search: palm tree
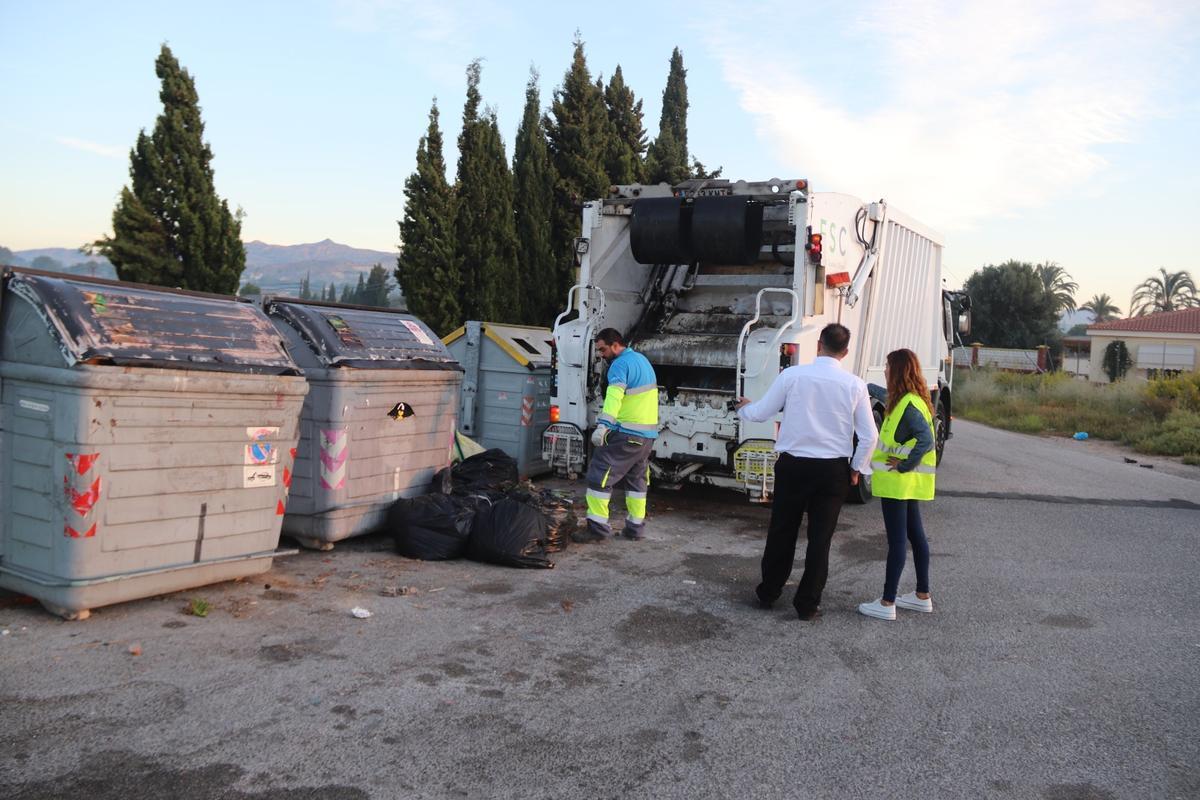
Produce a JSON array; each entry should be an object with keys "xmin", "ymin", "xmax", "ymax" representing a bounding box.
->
[
  {"xmin": 1036, "ymin": 261, "xmax": 1078, "ymax": 314},
  {"xmin": 1079, "ymin": 293, "xmax": 1121, "ymax": 323},
  {"xmin": 1130, "ymin": 268, "xmax": 1198, "ymax": 316}
]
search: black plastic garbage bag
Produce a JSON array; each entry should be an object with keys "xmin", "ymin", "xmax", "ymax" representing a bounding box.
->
[
  {"xmin": 466, "ymin": 497, "xmax": 554, "ymax": 569},
  {"xmin": 506, "ymin": 485, "xmax": 577, "ymax": 553},
  {"xmin": 451, "ymin": 449, "xmax": 519, "ymax": 493},
  {"xmin": 387, "ymin": 493, "xmax": 477, "ymax": 560}
]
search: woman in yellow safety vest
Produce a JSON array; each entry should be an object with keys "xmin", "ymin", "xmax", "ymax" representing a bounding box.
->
[{"xmin": 858, "ymin": 348, "xmax": 937, "ymax": 621}]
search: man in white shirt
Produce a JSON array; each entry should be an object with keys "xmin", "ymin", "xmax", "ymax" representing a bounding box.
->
[{"xmin": 735, "ymin": 323, "xmax": 878, "ymax": 621}]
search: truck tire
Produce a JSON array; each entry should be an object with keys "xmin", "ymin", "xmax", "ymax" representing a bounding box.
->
[
  {"xmin": 846, "ymin": 405, "xmax": 884, "ymax": 505},
  {"xmin": 934, "ymin": 396, "xmax": 949, "ymax": 466}
]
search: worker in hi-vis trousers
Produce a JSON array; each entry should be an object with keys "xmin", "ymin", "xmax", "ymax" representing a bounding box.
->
[{"xmin": 579, "ymin": 327, "xmax": 659, "ymax": 542}]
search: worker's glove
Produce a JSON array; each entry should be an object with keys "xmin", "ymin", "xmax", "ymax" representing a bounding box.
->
[{"xmin": 590, "ymin": 426, "xmax": 610, "ymax": 448}]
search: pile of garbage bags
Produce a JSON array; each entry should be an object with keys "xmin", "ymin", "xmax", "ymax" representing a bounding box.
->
[{"xmin": 386, "ymin": 449, "xmax": 580, "ymax": 569}]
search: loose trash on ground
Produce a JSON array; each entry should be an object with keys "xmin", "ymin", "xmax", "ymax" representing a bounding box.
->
[
  {"xmin": 1073, "ymin": 432, "xmax": 1089, "ymax": 440},
  {"xmin": 350, "ymin": 607, "xmax": 372, "ymax": 619}
]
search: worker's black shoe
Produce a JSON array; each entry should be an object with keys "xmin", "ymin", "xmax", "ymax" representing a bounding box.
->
[
  {"xmin": 621, "ymin": 528, "xmax": 645, "ymax": 541},
  {"xmin": 570, "ymin": 528, "xmax": 607, "ymax": 544}
]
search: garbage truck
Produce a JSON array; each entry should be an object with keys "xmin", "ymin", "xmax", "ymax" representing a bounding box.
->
[{"xmin": 541, "ymin": 178, "xmax": 970, "ymax": 502}]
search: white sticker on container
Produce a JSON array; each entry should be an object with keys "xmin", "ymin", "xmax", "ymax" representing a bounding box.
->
[
  {"xmin": 246, "ymin": 426, "xmax": 279, "ymax": 440},
  {"xmin": 19, "ymin": 399, "xmax": 50, "ymax": 413},
  {"xmin": 402, "ymin": 320, "xmax": 434, "ymax": 346},
  {"xmin": 243, "ymin": 465, "xmax": 277, "ymax": 487}
]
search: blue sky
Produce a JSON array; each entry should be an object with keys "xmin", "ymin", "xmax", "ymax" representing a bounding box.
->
[{"xmin": 2, "ymin": 0, "xmax": 1197, "ymax": 311}]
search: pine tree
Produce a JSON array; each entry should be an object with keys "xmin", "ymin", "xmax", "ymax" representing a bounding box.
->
[
  {"xmin": 353, "ymin": 272, "xmax": 367, "ymax": 304},
  {"xmin": 645, "ymin": 47, "xmax": 691, "ymax": 186},
  {"xmin": 454, "ymin": 60, "xmax": 519, "ymax": 323},
  {"xmin": 364, "ymin": 264, "xmax": 390, "ymax": 307},
  {"xmin": 340, "ymin": 283, "xmax": 354, "ymax": 304},
  {"xmin": 326, "ymin": 282, "xmax": 336, "ymax": 302},
  {"xmin": 93, "ymin": 44, "xmax": 244, "ymax": 293},
  {"xmin": 299, "ymin": 272, "xmax": 312, "ymax": 300},
  {"xmin": 545, "ymin": 35, "xmax": 611, "ymax": 301},
  {"xmin": 603, "ymin": 65, "xmax": 647, "ymax": 185},
  {"xmin": 513, "ymin": 68, "xmax": 559, "ymax": 325},
  {"xmin": 396, "ymin": 100, "xmax": 461, "ymax": 335}
]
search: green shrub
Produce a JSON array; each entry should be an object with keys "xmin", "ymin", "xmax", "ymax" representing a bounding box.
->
[
  {"xmin": 1134, "ymin": 409, "xmax": 1200, "ymax": 457},
  {"xmin": 1143, "ymin": 372, "xmax": 1200, "ymax": 414},
  {"xmin": 955, "ymin": 368, "xmax": 1200, "ymax": 461}
]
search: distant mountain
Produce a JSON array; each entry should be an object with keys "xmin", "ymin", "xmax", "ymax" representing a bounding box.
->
[
  {"xmin": 7, "ymin": 239, "xmax": 397, "ymax": 295},
  {"xmin": 241, "ymin": 239, "xmax": 396, "ymax": 293},
  {"xmin": 7, "ymin": 247, "xmax": 117, "ymax": 279}
]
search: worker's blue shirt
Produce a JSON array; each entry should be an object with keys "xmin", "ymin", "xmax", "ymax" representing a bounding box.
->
[{"xmin": 599, "ymin": 348, "xmax": 659, "ymax": 439}]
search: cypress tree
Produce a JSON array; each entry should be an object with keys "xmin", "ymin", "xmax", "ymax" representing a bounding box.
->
[
  {"xmin": 512, "ymin": 68, "xmax": 559, "ymax": 325},
  {"xmin": 353, "ymin": 272, "xmax": 367, "ymax": 304},
  {"xmin": 364, "ymin": 264, "xmax": 390, "ymax": 307},
  {"xmin": 545, "ymin": 35, "xmax": 611, "ymax": 301},
  {"xmin": 645, "ymin": 47, "xmax": 691, "ymax": 186},
  {"xmin": 396, "ymin": 100, "xmax": 461, "ymax": 334},
  {"xmin": 93, "ymin": 44, "xmax": 244, "ymax": 293},
  {"xmin": 299, "ymin": 272, "xmax": 312, "ymax": 300},
  {"xmin": 603, "ymin": 65, "xmax": 647, "ymax": 184},
  {"xmin": 340, "ymin": 283, "xmax": 354, "ymax": 304},
  {"xmin": 326, "ymin": 282, "xmax": 336, "ymax": 302},
  {"xmin": 454, "ymin": 60, "xmax": 519, "ymax": 323}
]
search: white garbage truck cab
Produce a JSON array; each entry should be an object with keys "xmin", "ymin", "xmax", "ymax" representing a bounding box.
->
[{"xmin": 542, "ymin": 178, "xmax": 965, "ymax": 502}]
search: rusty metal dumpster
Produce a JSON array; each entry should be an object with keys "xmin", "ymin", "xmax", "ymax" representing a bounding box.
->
[{"xmin": 0, "ymin": 269, "xmax": 308, "ymax": 619}]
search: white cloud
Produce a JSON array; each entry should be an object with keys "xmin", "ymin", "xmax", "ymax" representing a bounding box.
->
[
  {"xmin": 702, "ymin": 0, "xmax": 1196, "ymax": 233},
  {"xmin": 55, "ymin": 136, "xmax": 125, "ymax": 160},
  {"xmin": 333, "ymin": 0, "xmax": 514, "ymax": 89}
]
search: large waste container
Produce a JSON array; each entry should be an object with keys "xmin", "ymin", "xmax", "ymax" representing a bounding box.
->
[
  {"xmin": 0, "ymin": 269, "xmax": 308, "ymax": 619},
  {"xmin": 442, "ymin": 321, "xmax": 554, "ymax": 479},
  {"xmin": 265, "ymin": 298, "xmax": 463, "ymax": 550}
]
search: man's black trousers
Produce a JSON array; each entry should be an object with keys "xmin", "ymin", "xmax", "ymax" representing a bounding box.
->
[{"xmin": 757, "ymin": 453, "xmax": 851, "ymax": 614}]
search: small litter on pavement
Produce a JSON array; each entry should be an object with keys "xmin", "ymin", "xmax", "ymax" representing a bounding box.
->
[
  {"xmin": 350, "ymin": 607, "xmax": 372, "ymax": 619},
  {"xmin": 1072, "ymin": 432, "xmax": 1089, "ymax": 440}
]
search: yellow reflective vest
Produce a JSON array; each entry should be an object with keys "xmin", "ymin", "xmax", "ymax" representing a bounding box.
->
[{"xmin": 871, "ymin": 392, "xmax": 936, "ymax": 501}]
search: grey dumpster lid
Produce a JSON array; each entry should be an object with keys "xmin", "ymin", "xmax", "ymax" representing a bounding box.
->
[
  {"xmin": 264, "ymin": 298, "xmax": 461, "ymax": 370},
  {"xmin": 3, "ymin": 268, "xmax": 300, "ymax": 375}
]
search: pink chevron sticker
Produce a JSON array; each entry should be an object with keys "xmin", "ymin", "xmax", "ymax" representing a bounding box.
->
[{"xmin": 319, "ymin": 428, "xmax": 348, "ymax": 490}]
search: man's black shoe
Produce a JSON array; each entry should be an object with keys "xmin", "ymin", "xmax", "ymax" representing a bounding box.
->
[
  {"xmin": 621, "ymin": 529, "xmax": 645, "ymax": 541},
  {"xmin": 570, "ymin": 528, "xmax": 607, "ymax": 544},
  {"xmin": 795, "ymin": 607, "xmax": 822, "ymax": 621},
  {"xmin": 754, "ymin": 585, "xmax": 777, "ymax": 609}
]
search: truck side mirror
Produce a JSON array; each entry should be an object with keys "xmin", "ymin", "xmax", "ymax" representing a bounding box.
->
[{"xmin": 958, "ymin": 311, "xmax": 972, "ymax": 336}]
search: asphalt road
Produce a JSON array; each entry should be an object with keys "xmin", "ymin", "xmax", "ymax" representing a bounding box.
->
[{"xmin": 1, "ymin": 420, "xmax": 1198, "ymax": 799}]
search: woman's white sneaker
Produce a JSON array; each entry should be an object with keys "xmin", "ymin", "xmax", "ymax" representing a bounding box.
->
[
  {"xmin": 857, "ymin": 599, "xmax": 896, "ymax": 620},
  {"xmin": 895, "ymin": 592, "xmax": 933, "ymax": 612}
]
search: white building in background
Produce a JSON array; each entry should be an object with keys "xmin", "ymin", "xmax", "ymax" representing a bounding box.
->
[{"xmin": 1087, "ymin": 307, "xmax": 1200, "ymax": 382}]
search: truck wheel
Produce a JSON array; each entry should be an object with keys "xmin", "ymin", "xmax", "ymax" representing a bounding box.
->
[
  {"xmin": 847, "ymin": 405, "xmax": 884, "ymax": 505},
  {"xmin": 934, "ymin": 397, "xmax": 948, "ymax": 466}
]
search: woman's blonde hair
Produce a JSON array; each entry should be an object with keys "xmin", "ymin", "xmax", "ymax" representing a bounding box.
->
[{"xmin": 885, "ymin": 348, "xmax": 932, "ymax": 417}]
